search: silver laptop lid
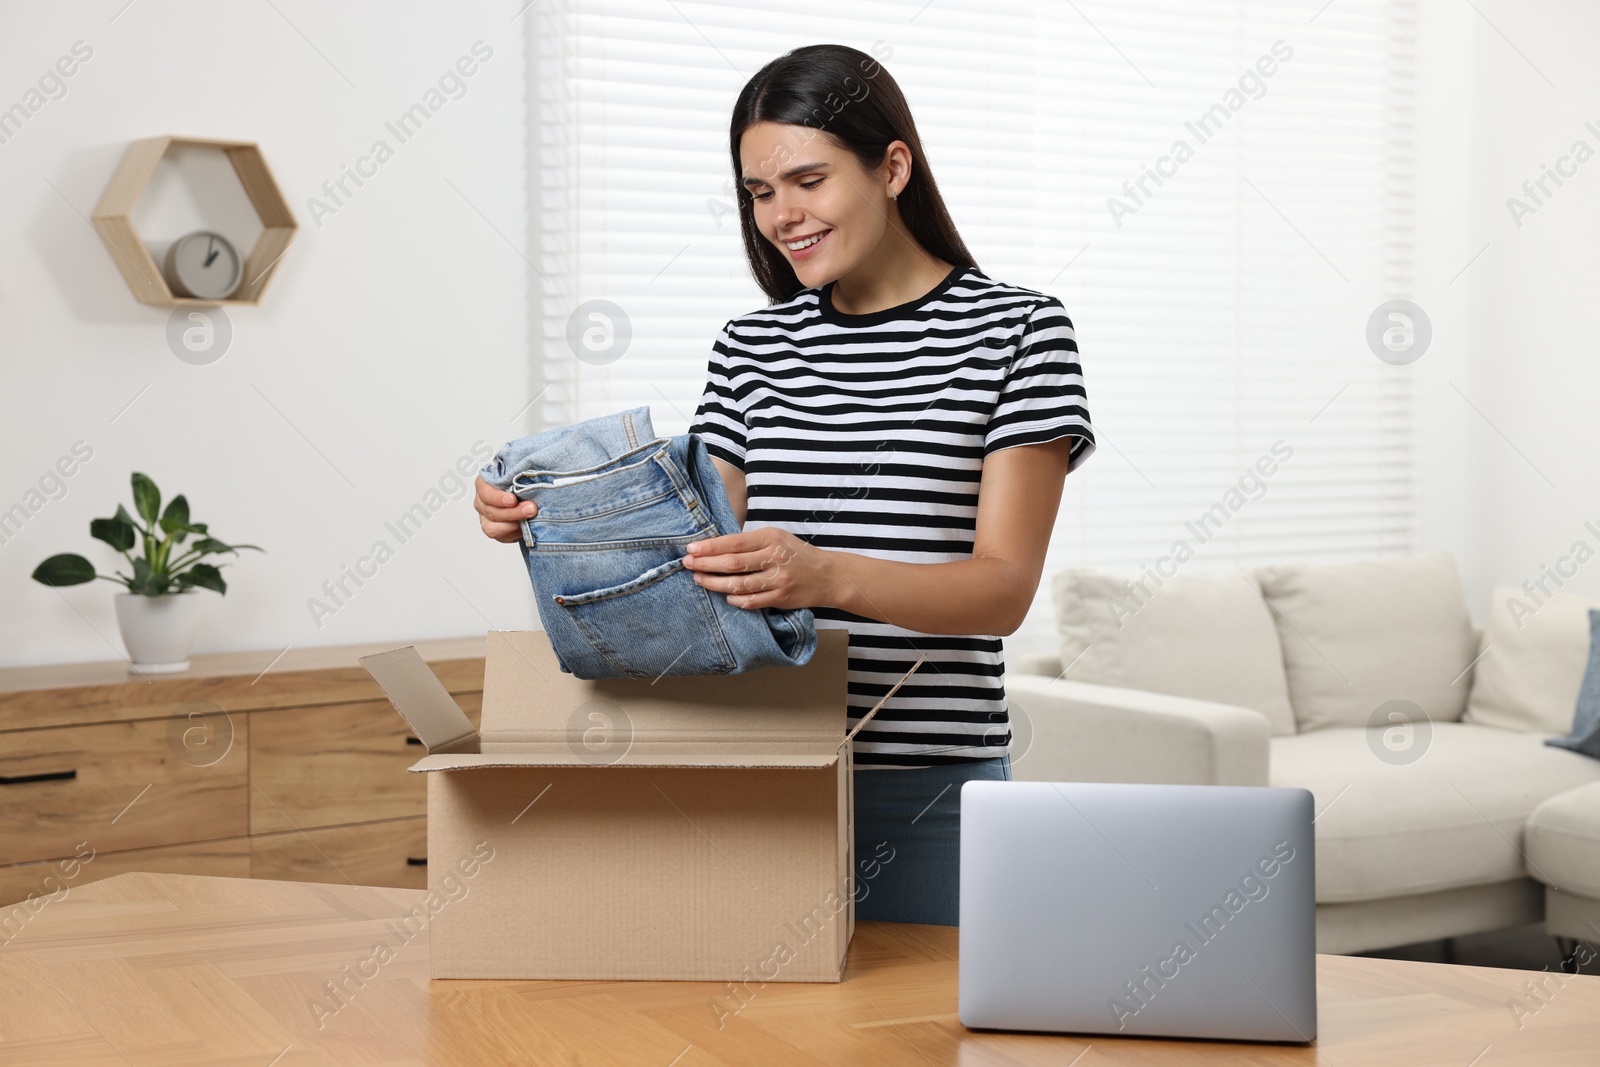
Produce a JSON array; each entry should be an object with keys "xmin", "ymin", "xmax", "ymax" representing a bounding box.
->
[{"xmin": 959, "ymin": 781, "xmax": 1316, "ymax": 1043}]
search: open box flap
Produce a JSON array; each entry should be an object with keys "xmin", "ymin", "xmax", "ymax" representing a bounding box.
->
[
  {"xmin": 358, "ymin": 646, "xmax": 479, "ymax": 754},
  {"xmin": 481, "ymin": 628, "xmax": 874, "ymax": 745},
  {"xmin": 407, "ymin": 748, "xmax": 842, "ymax": 772},
  {"xmin": 840, "ymin": 651, "xmax": 924, "ymax": 748},
  {"xmin": 364, "ymin": 629, "xmax": 926, "ymax": 761},
  {"xmin": 405, "ymin": 649, "xmax": 926, "ymax": 772}
]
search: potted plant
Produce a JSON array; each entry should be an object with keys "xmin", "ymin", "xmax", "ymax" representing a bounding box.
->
[{"xmin": 32, "ymin": 472, "xmax": 263, "ymax": 674}]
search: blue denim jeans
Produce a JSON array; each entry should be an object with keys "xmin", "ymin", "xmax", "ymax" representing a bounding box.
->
[
  {"xmin": 480, "ymin": 408, "xmax": 818, "ymax": 680},
  {"xmin": 482, "ymin": 406, "xmax": 658, "ymax": 488},
  {"xmin": 852, "ymin": 756, "xmax": 1012, "ymax": 926}
]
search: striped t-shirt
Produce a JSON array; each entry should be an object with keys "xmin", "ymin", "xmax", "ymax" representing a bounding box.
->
[{"xmin": 688, "ymin": 264, "xmax": 1096, "ymax": 768}]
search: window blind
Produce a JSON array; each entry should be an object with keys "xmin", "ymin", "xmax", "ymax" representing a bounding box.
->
[{"xmin": 531, "ymin": 0, "xmax": 1417, "ymax": 658}]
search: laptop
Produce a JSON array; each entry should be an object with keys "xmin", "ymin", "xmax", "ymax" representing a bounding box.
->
[{"xmin": 959, "ymin": 780, "xmax": 1317, "ymax": 1043}]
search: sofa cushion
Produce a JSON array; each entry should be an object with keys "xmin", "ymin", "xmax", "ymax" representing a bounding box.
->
[
  {"xmin": 1268, "ymin": 723, "xmax": 1600, "ymax": 903},
  {"xmin": 1050, "ymin": 567, "xmax": 1297, "ymax": 736},
  {"xmin": 1524, "ymin": 781, "xmax": 1600, "ymax": 898},
  {"xmin": 1545, "ymin": 608, "xmax": 1600, "ymax": 758},
  {"xmin": 1464, "ymin": 584, "xmax": 1600, "ymax": 734},
  {"xmin": 1253, "ymin": 551, "xmax": 1478, "ymax": 732}
]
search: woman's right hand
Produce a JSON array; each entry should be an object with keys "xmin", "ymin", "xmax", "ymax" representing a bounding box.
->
[{"xmin": 474, "ymin": 475, "xmax": 536, "ymax": 543}]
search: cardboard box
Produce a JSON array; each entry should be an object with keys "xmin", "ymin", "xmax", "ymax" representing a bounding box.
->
[{"xmin": 359, "ymin": 628, "xmax": 921, "ymax": 981}]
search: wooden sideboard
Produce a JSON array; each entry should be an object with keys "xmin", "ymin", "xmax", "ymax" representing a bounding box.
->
[{"xmin": 0, "ymin": 637, "xmax": 486, "ymax": 905}]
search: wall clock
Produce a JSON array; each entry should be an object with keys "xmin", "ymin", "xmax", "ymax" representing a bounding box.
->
[{"xmin": 163, "ymin": 230, "xmax": 243, "ymax": 300}]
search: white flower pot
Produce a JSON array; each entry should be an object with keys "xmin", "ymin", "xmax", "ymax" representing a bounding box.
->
[{"xmin": 114, "ymin": 590, "xmax": 202, "ymax": 674}]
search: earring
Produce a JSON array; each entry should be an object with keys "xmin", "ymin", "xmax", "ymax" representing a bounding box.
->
[{"xmin": 892, "ymin": 192, "xmax": 898, "ymax": 201}]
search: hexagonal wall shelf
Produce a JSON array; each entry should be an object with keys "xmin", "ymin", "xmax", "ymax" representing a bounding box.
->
[{"xmin": 91, "ymin": 135, "xmax": 296, "ymax": 306}]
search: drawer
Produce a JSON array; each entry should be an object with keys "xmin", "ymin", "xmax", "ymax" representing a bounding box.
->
[
  {"xmin": 250, "ymin": 817, "xmax": 429, "ymax": 890},
  {"xmin": 0, "ymin": 835, "xmax": 251, "ymax": 908},
  {"xmin": 0, "ymin": 713, "xmax": 249, "ymax": 866},
  {"xmin": 249, "ymin": 695, "xmax": 482, "ymax": 834}
]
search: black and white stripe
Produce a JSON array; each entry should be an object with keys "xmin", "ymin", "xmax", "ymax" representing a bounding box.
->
[{"xmin": 690, "ymin": 265, "xmax": 1096, "ymax": 768}]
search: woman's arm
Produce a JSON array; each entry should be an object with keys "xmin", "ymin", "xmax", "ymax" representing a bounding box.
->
[
  {"xmin": 685, "ymin": 437, "xmax": 1077, "ymax": 637},
  {"xmin": 707, "ymin": 456, "xmax": 748, "ymax": 526}
]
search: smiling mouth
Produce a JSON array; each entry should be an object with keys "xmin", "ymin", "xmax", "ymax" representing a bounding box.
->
[{"xmin": 784, "ymin": 229, "xmax": 831, "ymax": 253}]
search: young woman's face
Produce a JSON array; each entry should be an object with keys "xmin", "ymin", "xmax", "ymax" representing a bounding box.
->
[{"xmin": 739, "ymin": 121, "xmax": 894, "ymax": 287}]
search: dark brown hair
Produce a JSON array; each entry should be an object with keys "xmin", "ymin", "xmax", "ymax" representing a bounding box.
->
[{"xmin": 729, "ymin": 43, "xmax": 978, "ymax": 304}]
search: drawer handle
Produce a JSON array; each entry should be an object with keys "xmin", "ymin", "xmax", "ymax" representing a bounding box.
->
[
  {"xmin": 406, "ymin": 737, "xmax": 423, "ymax": 746},
  {"xmin": 0, "ymin": 769, "xmax": 78, "ymax": 785},
  {"xmin": 406, "ymin": 856, "xmax": 427, "ymax": 866}
]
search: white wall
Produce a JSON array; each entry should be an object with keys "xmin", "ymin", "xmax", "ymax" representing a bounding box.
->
[
  {"xmin": 1459, "ymin": 0, "xmax": 1600, "ymax": 617},
  {"xmin": 1410, "ymin": 0, "xmax": 1481, "ymax": 617},
  {"xmin": 0, "ymin": 1, "xmax": 538, "ymax": 668},
  {"xmin": 1260, "ymin": 0, "xmax": 1600, "ymax": 630}
]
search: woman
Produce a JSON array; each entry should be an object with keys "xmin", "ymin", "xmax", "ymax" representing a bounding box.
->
[{"xmin": 474, "ymin": 43, "xmax": 1095, "ymax": 926}]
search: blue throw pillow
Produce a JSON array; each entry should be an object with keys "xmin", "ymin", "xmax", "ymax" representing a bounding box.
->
[{"xmin": 1546, "ymin": 607, "xmax": 1600, "ymax": 760}]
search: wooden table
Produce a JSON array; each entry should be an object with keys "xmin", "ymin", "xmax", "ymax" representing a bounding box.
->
[{"xmin": 2, "ymin": 873, "xmax": 1596, "ymax": 1066}]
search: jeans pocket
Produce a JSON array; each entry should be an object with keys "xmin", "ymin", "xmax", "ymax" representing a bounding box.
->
[
  {"xmin": 761, "ymin": 604, "xmax": 818, "ymax": 662},
  {"xmin": 554, "ymin": 554, "xmax": 736, "ymax": 679}
]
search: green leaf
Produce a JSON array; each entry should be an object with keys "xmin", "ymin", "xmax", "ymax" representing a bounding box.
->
[
  {"xmin": 189, "ymin": 538, "xmax": 264, "ymax": 557},
  {"xmin": 131, "ymin": 472, "xmax": 160, "ymax": 526},
  {"xmin": 130, "ymin": 556, "xmax": 160, "ymax": 595},
  {"xmin": 189, "ymin": 538, "xmax": 235, "ymax": 556},
  {"xmin": 32, "ymin": 554, "xmax": 97, "ymax": 586},
  {"xmin": 90, "ymin": 517, "xmax": 137, "ymax": 552},
  {"xmin": 180, "ymin": 563, "xmax": 227, "ymax": 595},
  {"xmin": 159, "ymin": 495, "xmax": 192, "ymax": 542}
]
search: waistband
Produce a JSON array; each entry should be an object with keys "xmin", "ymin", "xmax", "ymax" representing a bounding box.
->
[
  {"xmin": 510, "ymin": 434, "xmax": 673, "ymax": 491},
  {"xmin": 512, "ymin": 434, "xmax": 717, "ymax": 532},
  {"xmin": 480, "ymin": 406, "xmax": 657, "ymax": 491}
]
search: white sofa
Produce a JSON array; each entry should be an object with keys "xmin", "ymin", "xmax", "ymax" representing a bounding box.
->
[{"xmin": 1005, "ymin": 550, "xmax": 1600, "ymax": 958}]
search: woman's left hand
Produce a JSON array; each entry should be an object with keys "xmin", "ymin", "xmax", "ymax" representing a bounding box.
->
[{"xmin": 683, "ymin": 528, "xmax": 833, "ymax": 611}]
